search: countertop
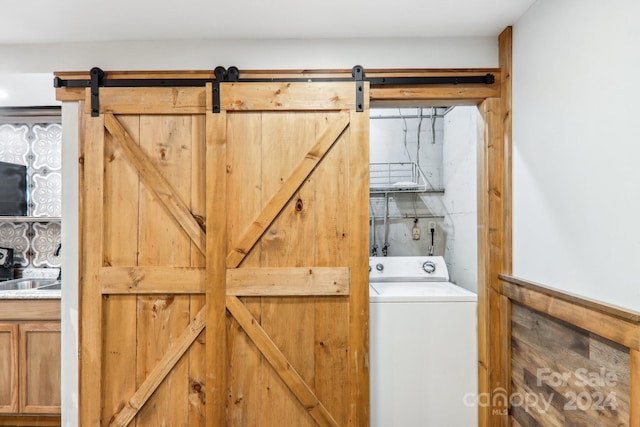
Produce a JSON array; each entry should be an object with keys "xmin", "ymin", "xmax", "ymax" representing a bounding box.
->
[{"xmin": 0, "ymin": 288, "xmax": 61, "ymax": 299}]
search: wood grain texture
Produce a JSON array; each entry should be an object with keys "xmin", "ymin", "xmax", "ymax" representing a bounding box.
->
[
  {"xmin": 480, "ymin": 96, "xmax": 509, "ymax": 427},
  {"xmin": 499, "ymin": 26, "xmax": 513, "ymax": 275},
  {"xmin": 226, "ymin": 112, "xmax": 349, "ymax": 268},
  {"xmin": 348, "ymin": 104, "xmax": 370, "ymax": 427},
  {"xmin": 224, "ymin": 111, "xmax": 263, "ymax": 427},
  {"xmin": 511, "ymin": 303, "xmax": 630, "ymax": 427},
  {"xmin": 258, "ymin": 111, "xmax": 317, "ymax": 427},
  {"xmin": 100, "ymin": 266, "xmax": 204, "ymax": 294},
  {"xmin": 226, "ymin": 296, "xmax": 339, "ymax": 427},
  {"xmin": 80, "ymin": 113, "xmax": 105, "ymax": 427},
  {"xmin": 476, "ymin": 101, "xmax": 490, "ymax": 427},
  {"xmin": 135, "ymin": 113, "xmax": 194, "ymax": 427},
  {"xmin": 500, "ymin": 274, "xmax": 640, "ymax": 323},
  {"xmin": 104, "ymin": 113, "xmax": 206, "ymax": 254},
  {"xmin": 109, "ymin": 307, "xmax": 205, "ymax": 427},
  {"xmin": 0, "ymin": 300, "xmax": 60, "ymax": 321},
  {"xmin": 188, "ymin": 113, "xmax": 207, "ymax": 427},
  {"xmin": 631, "ymin": 349, "xmax": 640, "ymax": 427},
  {"xmin": 205, "ymin": 88, "xmax": 227, "ymax": 426},
  {"xmin": 101, "ymin": 114, "xmax": 140, "ymax": 427},
  {"xmin": 0, "ymin": 324, "xmax": 19, "ymax": 413},
  {"xmin": 502, "ymin": 281, "xmax": 640, "ymax": 349},
  {"xmin": 20, "ymin": 323, "xmax": 61, "ymax": 414},
  {"xmin": 0, "ymin": 415, "xmax": 61, "ymax": 426},
  {"xmin": 85, "ymin": 87, "xmax": 206, "ymax": 115},
  {"xmin": 370, "ymin": 85, "xmax": 499, "ymax": 104},
  {"xmin": 220, "ymin": 82, "xmax": 355, "ymax": 111},
  {"xmin": 314, "ymin": 112, "xmax": 350, "ymax": 426},
  {"xmin": 226, "ymin": 267, "xmax": 349, "ymax": 296}
]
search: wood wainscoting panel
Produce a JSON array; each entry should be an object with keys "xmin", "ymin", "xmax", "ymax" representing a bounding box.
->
[{"xmin": 511, "ymin": 303, "xmax": 630, "ymax": 426}]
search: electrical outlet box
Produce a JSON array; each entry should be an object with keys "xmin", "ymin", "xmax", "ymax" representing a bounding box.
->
[
  {"xmin": 412, "ymin": 225, "xmax": 421, "ymax": 240},
  {"xmin": 428, "ymin": 221, "xmax": 437, "ymax": 234}
]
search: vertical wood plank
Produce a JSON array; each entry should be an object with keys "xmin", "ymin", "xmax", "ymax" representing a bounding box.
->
[
  {"xmin": 137, "ymin": 115, "xmax": 193, "ymax": 266},
  {"xmin": 483, "ymin": 95, "xmax": 508, "ymax": 427},
  {"xmin": 259, "ymin": 112, "xmax": 317, "ymax": 427},
  {"xmin": 314, "ymin": 112, "xmax": 350, "ymax": 426},
  {"xmin": 81, "ymin": 112, "xmax": 105, "ymax": 426},
  {"xmin": 476, "ymin": 104, "xmax": 490, "ymax": 427},
  {"xmin": 188, "ymin": 114, "xmax": 206, "ymax": 427},
  {"xmin": 136, "ymin": 115, "xmax": 193, "ymax": 426},
  {"xmin": 205, "ymin": 82, "xmax": 228, "ymax": 426},
  {"xmin": 631, "ymin": 349, "xmax": 640, "ymax": 427},
  {"xmin": 102, "ymin": 115, "xmax": 139, "ymax": 425},
  {"xmin": 499, "ymin": 26, "xmax": 513, "ymax": 276},
  {"xmin": 348, "ymin": 94, "xmax": 370, "ymax": 426},
  {"xmin": 226, "ymin": 112, "xmax": 263, "ymax": 427}
]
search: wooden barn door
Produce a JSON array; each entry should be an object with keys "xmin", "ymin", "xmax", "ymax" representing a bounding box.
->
[
  {"xmin": 81, "ymin": 86, "xmax": 209, "ymax": 426},
  {"xmin": 80, "ymin": 78, "xmax": 369, "ymax": 426},
  {"xmin": 206, "ymin": 81, "xmax": 370, "ymax": 426}
]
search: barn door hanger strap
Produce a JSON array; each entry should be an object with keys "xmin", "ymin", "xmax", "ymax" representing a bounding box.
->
[{"xmin": 53, "ymin": 65, "xmax": 495, "ymax": 115}]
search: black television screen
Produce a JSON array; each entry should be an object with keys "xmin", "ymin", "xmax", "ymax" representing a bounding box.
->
[{"xmin": 0, "ymin": 161, "xmax": 27, "ymax": 216}]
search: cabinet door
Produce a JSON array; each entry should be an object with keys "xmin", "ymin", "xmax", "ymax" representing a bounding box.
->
[
  {"xmin": 19, "ymin": 322, "xmax": 61, "ymax": 414},
  {"xmin": 0, "ymin": 323, "xmax": 18, "ymax": 413}
]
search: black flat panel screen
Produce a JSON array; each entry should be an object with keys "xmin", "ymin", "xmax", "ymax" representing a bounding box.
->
[{"xmin": 0, "ymin": 161, "xmax": 27, "ymax": 216}]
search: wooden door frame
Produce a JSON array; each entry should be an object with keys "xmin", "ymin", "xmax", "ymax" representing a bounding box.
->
[{"xmin": 55, "ymin": 26, "xmax": 512, "ymax": 427}]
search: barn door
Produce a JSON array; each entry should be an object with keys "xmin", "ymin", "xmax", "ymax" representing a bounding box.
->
[
  {"xmin": 81, "ymin": 87, "xmax": 209, "ymax": 427},
  {"xmin": 80, "ymin": 78, "xmax": 369, "ymax": 426},
  {"xmin": 206, "ymin": 81, "xmax": 370, "ymax": 426}
]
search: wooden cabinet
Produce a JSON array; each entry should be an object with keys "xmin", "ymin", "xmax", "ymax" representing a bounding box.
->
[
  {"xmin": 20, "ymin": 323, "xmax": 61, "ymax": 414},
  {"xmin": 0, "ymin": 299, "xmax": 61, "ymax": 423},
  {"xmin": 0, "ymin": 324, "xmax": 18, "ymax": 413}
]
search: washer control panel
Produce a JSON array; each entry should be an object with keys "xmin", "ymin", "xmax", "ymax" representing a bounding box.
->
[{"xmin": 369, "ymin": 256, "xmax": 449, "ymax": 282}]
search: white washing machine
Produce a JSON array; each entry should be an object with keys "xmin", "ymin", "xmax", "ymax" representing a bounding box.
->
[{"xmin": 369, "ymin": 256, "xmax": 478, "ymax": 427}]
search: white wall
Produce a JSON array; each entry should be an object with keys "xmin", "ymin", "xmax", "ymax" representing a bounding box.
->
[
  {"xmin": 60, "ymin": 102, "xmax": 79, "ymax": 427},
  {"xmin": 442, "ymin": 107, "xmax": 479, "ymax": 292},
  {"xmin": 513, "ymin": 0, "xmax": 640, "ymax": 310},
  {"xmin": 0, "ymin": 37, "xmax": 497, "ymax": 74}
]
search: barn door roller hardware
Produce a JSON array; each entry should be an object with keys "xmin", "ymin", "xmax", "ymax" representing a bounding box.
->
[{"xmin": 54, "ymin": 66, "xmax": 495, "ymax": 114}]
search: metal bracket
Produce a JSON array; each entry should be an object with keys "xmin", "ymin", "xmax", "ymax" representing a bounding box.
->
[
  {"xmin": 90, "ymin": 67, "xmax": 104, "ymax": 117},
  {"xmin": 212, "ymin": 66, "xmax": 240, "ymax": 113},
  {"xmin": 212, "ymin": 66, "xmax": 226, "ymax": 113},
  {"xmin": 352, "ymin": 65, "xmax": 365, "ymax": 112}
]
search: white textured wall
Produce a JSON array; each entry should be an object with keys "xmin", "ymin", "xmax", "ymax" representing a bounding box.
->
[
  {"xmin": 369, "ymin": 108, "xmax": 446, "ymax": 257},
  {"xmin": 513, "ymin": 0, "xmax": 640, "ymax": 309},
  {"xmin": 442, "ymin": 107, "xmax": 479, "ymax": 292},
  {"xmin": 60, "ymin": 102, "xmax": 79, "ymax": 427}
]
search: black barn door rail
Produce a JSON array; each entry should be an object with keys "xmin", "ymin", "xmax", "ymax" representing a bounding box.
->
[{"xmin": 54, "ymin": 65, "xmax": 496, "ymax": 116}]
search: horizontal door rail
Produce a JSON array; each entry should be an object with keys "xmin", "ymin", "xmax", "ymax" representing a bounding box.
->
[{"xmin": 54, "ymin": 66, "xmax": 495, "ymax": 88}]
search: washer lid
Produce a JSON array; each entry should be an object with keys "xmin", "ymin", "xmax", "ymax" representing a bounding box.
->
[{"xmin": 369, "ymin": 282, "xmax": 477, "ymax": 302}]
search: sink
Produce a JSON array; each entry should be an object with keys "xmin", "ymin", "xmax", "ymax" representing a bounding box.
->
[{"xmin": 0, "ymin": 278, "xmax": 61, "ymax": 291}]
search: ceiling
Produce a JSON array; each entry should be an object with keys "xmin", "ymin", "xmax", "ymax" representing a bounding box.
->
[{"xmin": 2, "ymin": 0, "xmax": 535, "ymax": 44}]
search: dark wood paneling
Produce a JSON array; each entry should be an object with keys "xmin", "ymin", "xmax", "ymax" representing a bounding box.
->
[{"xmin": 511, "ymin": 303, "xmax": 630, "ymax": 426}]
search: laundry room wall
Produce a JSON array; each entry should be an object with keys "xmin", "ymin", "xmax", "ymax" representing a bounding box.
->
[
  {"xmin": 369, "ymin": 106, "xmax": 479, "ymax": 292},
  {"xmin": 442, "ymin": 106, "xmax": 480, "ymax": 292}
]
